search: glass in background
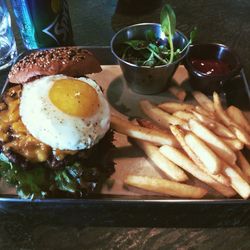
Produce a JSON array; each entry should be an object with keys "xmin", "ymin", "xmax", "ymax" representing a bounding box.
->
[{"xmin": 0, "ymin": 0, "xmax": 17, "ymax": 70}]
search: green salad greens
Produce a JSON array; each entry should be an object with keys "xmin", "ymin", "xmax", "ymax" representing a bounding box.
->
[
  {"xmin": 0, "ymin": 130, "xmax": 114, "ymax": 199},
  {"xmin": 0, "ymin": 153, "xmax": 85, "ymax": 199},
  {"xmin": 120, "ymin": 4, "xmax": 196, "ymax": 67}
]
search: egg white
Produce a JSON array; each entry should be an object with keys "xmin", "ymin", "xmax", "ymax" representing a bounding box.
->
[{"xmin": 19, "ymin": 74, "xmax": 110, "ymax": 150}]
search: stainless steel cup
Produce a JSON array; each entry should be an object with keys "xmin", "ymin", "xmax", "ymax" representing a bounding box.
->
[{"xmin": 111, "ymin": 23, "xmax": 189, "ymax": 95}]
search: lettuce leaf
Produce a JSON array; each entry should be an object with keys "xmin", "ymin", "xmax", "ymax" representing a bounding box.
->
[
  {"xmin": 0, "ymin": 130, "xmax": 115, "ymax": 199},
  {"xmin": 0, "ymin": 153, "xmax": 51, "ymax": 199},
  {"xmin": 54, "ymin": 163, "xmax": 82, "ymax": 194},
  {"xmin": 0, "ymin": 153, "xmax": 90, "ymax": 199}
]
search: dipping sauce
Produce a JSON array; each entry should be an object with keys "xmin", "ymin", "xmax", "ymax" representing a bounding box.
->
[{"xmin": 191, "ymin": 59, "xmax": 231, "ymax": 76}]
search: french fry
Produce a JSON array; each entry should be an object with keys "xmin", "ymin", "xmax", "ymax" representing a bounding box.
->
[
  {"xmin": 231, "ymin": 126, "xmax": 250, "ymax": 146},
  {"xmin": 194, "ymin": 106, "xmax": 216, "ymax": 121},
  {"xmin": 213, "ymin": 92, "xmax": 233, "ymax": 125},
  {"xmin": 159, "ymin": 144, "xmax": 236, "ymax": 197},
  {"xmin": 192, "ymin": 91, "xmax": 215, "ymax": 113},
  {"xmin": 223, "ymin": 166, "xmax": 250, "ymax": 199},
  {"xmin": 173, "ymin": 111, "xmax": 196, "ymax": 121},
  {"xmin": 237, "ymin": 151, "xmax": 250, "ymax": 182},
  {"xmin": 213, "ymin": 92, "xmax": 250, "ymax": 145},
  {"xmin": 230, "ymin": 163, "xmax": 248, "ymax": 180},
  {"xmin": 158, "ymin": 102, "xmax": 194, "ymax": 114},
  {"xmin": 192, "ymin": 111, "xmax": 236, "ymax": 139},
  {"xmin": 184, "ymin": 132, "xmax": 221, "ymax": 174},
  {"xmin": 124, "ymin": 175, "xmax": 207, "ymax": 198},
  {"xmin": 211, "ymin": 123, "xmax": 237, "ymax": 139},
  {"xmin": 188, "ymin": 119, "xmax": 236, "ymax": 165},
  {"xmin": 134, "ymin": 139, "xmax": 188, "ymax": 182},
  {"xmin": 136, "ymin": 118, "xmax": 169, "ymax": 133},
  {"xmin": 192, "ymin": 111, "xmax": 215, "ymax": 129},
  {"xmin": 168, "ymin": 86, "xmax": 187, "ymax": 102},
  {"xmin": 114, "ymin": 88, "xmax": 250, "ymax": 199},
  {"xmin": 140, "ymin": 100, "xmax": 188, "ymax": 129},
  {"xmin": 169, "ymin": 125, "xmax": 230, "ymax": 187},
  {"xmin": 227, "ymin": 106, "xmax": 250, "ymax": 134},
  {"xmin": 111, "ymin": 115, "xmax": 179, "ymax": 147},
  {"xmin": 222, "ymin": 138, "xmax": 244, "ymax": 151}
]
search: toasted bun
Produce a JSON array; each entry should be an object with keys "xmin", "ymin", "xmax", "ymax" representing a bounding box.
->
[{"xmin": 8, "ymin": 47, "xmax": 102, "ymax": 84}]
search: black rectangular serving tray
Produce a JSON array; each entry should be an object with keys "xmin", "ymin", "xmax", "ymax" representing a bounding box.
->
[{"xmin": 1, "ymin": 47, "xmax": 250, "ymax": 228}]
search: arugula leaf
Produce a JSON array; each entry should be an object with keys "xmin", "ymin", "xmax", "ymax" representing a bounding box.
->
[
  {"xmin": 123, "ymin": 40, "xmax": 148, "ymax": 50},
  {"xmin": 143, "ymin": 51, "xmax": 155, "ymax": 66},
  {"xmin": 147, "ymin": 46, "xmax": 168, "ymax": 64},
  {"xmin": 160, "ymin": 4, "xmax": 176, "ymax": 37},
  {"xmin": 160, "ymin": 4, "xmax": 176, "ymax": 64},
  {"xmin": 148, "ymin": 43, "xmax": 160, "ymax": 54},
  {"xmin": 145, "ymin": 29, "xmax": 156, "ymax": 42},
  {"xmin": 177, "ymin": 27, "xmax": 198, "ymax": 55},
  {"xmin": 190, "ymin": 26, "xmax": 197, "ymax": 43}
]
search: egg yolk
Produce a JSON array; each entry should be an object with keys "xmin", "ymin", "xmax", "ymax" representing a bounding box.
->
[{"xmin": 49, "ymin": 79, "xmax": 99, "ymax": 118}]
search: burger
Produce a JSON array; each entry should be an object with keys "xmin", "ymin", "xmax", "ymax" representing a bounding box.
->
[{"xmin": 0, "ymin": 47, "xmax": 114, "ymax": 199}]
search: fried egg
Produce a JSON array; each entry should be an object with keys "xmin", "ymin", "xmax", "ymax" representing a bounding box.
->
[{"xmin": 19, "ymin": 75, "xmax": 110, "ymax": 150}]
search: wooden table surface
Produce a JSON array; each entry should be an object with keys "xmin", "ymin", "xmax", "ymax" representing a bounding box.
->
[{"xmin": 1, "ymin": 0, "xmax": 250, "ymax": 249}]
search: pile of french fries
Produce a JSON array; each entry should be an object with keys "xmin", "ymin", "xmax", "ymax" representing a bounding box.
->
[{"xmin": 111, "ymin": 91, "xmax": 250, "ymax": 199}]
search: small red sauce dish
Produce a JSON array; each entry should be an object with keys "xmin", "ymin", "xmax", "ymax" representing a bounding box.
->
[{"xmin": 184, "ymin": 43, "xmax": 241, "ymax": 94}]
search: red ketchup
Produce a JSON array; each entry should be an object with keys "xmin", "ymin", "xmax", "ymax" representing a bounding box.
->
[{"xmin": 191, "ymin": 59, "xmax": 231, "ymax": 76}]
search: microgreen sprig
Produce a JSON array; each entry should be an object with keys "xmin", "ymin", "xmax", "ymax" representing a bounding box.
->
[
  {"xmin": 120, "ymin": 4, "xmax": 197, "ymax": 67},
  {"xmin": 160, "ymin": 4, "xmax": 176, "ymax": 64}
]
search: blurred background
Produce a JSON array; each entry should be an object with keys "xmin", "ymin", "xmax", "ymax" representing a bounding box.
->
[{"xmin": 7, "ymin": 0, "xmax": 249, "ymax": 78}]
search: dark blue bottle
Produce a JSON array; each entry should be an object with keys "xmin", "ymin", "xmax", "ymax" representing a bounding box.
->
[{"xmin": 10, "ymin": 0, "xmax": 74, "ymax": 49}]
